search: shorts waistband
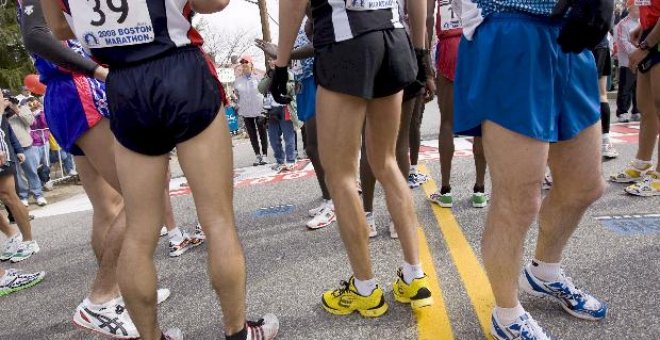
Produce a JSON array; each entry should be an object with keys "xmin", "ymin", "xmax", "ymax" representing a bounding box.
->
[
  {"xmin": 111, "ymin": 46, "xmax": 202, "ymax": 70},
  {"xmin": 487, "ymin": 12, "xmax": 562, "ymax": 26}
]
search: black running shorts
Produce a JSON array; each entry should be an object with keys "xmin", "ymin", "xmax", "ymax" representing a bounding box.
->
[
  {"xmin": 106, "ymin": 47, "xmax": 224, "ymax": 156},
  {"xmin": 639, "ymin": 29, "xmax": 660, "ymax": 74},
  {"xmin": 591, "ymin": 47, "xmax": 612, "ymax": 77},
  {"xmin": 314, "ymin": 29, "xmax": 417, "ymax": 99}
]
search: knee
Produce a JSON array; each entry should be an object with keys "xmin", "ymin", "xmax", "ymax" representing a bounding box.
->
[
  {"xmin": 556, "ymin": 179, "xmax": 605, "ymax": 209},
  {"xmin": 493, "ymin": 188, "xmax": 543, "ymax": 227}
]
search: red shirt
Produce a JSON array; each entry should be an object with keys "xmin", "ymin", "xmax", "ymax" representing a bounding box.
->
[{"xmin": 640, "ymin": 0, "xmax": 660, "ymax": 30}]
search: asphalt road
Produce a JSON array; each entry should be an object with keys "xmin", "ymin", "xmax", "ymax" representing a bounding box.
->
[{"xmin": 1, "ymin": 101, "xmax": 658, "ymax": 340}]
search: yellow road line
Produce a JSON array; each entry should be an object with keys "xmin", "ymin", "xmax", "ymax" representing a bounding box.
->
[
  {"xmin": 419, "ymin": 164, "xmax": 496, "ymax": 338},
  {"xmin": 415, "ymin": 226, "xmax": 455, "ymax": 340}
]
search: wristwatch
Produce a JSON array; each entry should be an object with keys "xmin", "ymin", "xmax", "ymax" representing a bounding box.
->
[{"xmin": 639, "ymin": 40, "xmax": 651, "ymax": 51}]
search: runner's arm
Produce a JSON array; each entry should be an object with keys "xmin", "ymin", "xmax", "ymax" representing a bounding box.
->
[
  {"xmin": 22, "ymin": 0, "xmax": 100, "ymax": 77},
  {"xmin": 190, "ymin": 0, "xmax": 230, "ymax": 14},
  {"xmin": 40, "ymin": 0, "xmax": 75, "ymax": 40},
  {"xmin": 275, "ymin": 0, "xmax": 307, "ymax": 67},
  {"xmin": 408, "ymin": 0, "xmax": 427, "ymax": 49}
]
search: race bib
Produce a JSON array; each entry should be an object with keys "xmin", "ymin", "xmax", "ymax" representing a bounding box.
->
[
  {"xmin": 439, "ymin": 0, "xmax": 461, "ymax": 31},
  {"xmin": 634, "ymin": 0, "xmax": 651, "ymax": 5},
  {"xmin": 346, "ymin": 0, "xmax": 395, "ymax": 11},
  {"xmin": 68, "ymin": 0, "xmax": 155, "ymax": 48}
]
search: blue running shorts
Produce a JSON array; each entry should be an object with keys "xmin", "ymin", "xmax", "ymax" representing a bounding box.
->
[
  {"xmin": 454, "ymin": 13, "xmax": 600, "ymax": 142},
  {"xmin": 44, "ymin": 74, "xmax": 109, "ymax": 156}
]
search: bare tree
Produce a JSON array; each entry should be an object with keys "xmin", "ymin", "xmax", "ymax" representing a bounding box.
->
[{"xmin": 194, "ymin": 17, "xmax": 261, "ymax": 67}]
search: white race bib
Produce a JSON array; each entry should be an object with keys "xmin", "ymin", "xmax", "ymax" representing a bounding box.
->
[
  {"xmin": 346, "ymin": 0, "xmax": 395, "ymax": 11},
  {"xmin": 635, "ymin": 0, "xmax": 651, "ymax": 6},
  {"xmin": 68, "ymin": 0, "xmax": 155, "ymax": 48},
  {"xmin": 439, "ymin": 0, "xmax": 462, "ymax": 31}
]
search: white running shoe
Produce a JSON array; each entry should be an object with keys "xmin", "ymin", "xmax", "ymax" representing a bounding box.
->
[
  {"xmin": 491, "ymin": 311, "xmax": 551, "ymax": 340},
  {"xmin": 160, "ymin": 226, "xmax": 168, "ymax": 237},
  {"xmin": 36, "ymin": 196, "xmax": 47, "ymax": 206},
  {"xmin": 69, "ymin": 169, "xmax": 79, "ymax": 176},
  {"xmin": 617, "ymin": 113, "xmax": 631, "ymax": 123},
  {"xmin": 366, "ymin": 212, "xmax": 377, "ymax": 238},
  {"xmin": 0, "ymin": 233, "xmax": 22, "ymax": 261},
  {"xmin": 116, "ymin": 288, "xmax": 171, "ymax": 306},
  {"xmin": 0, "ymin": 269, "xmax": 45, "ymax": 297},
  {"xmin": 43, "ymin": 181, "xmax": 54, "ymax": 191},
  {"xmin": 247, "ymin": 313, "xmax": 279, "ymax": 340},
  {"xmin": 388, "ymin": 220, "xmax": 398, "ymax": 239},
  {"xmin": 73, "ymin": 299, "xmax": 139, "ymax": 339},
  {"xmin": 163, "ymin": 328, "xmax": 183, "ymax": 340},
  {"xmin": 602, "ymin": 143, "xmax": 619, "ymax": 159},
  {"xmin": 308, "ymin": 200, "xmax": 332, "ymax": 217},
  {"xmin": 169, "ymin": 233, "xmax": 194, "ymax": 257},
  {"xmin": 193, "ymin": 223, "xmax": 206, "ymax": 241},
  {"xmin": 20, "ymin": 199, "xmax": 29, "ymax": 207},
  {"xmin": 10, "ymin": 241, "xmax": 40, "ymax": 263},
  {"xmin": 306, "ymin": 207, "xmax": 336, "ymax": 230},
  {"xmin": 631, "ymin": 113, "xmax": 641, "ymax": 121}
]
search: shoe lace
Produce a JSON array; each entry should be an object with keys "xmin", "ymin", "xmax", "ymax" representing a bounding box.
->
[
  {"xmin": 332, "ymin": 280, "xmax": 352, "ymax": 297},
  {"xmin": 554, "ymin": 273, "xmax": 589, "ymax": 307},
  {"xmin": 115, "ymin": 304, "xmax": 126, "ymax": 315},
  {"xmin": 247, "ymin": 318, "xmax": 265, "ymax": 328},
  {"xmin": 518, "ymin": 315, "xmax": 548, "ymax": 339}
]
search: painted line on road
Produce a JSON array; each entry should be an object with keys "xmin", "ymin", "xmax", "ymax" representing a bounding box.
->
[
  {"xmin": 414, "ymin": 226, "xmax": 455, "ymax": 340},
  {"xmin": 419, "ymin": 165, "xmax": 495, "ymax": 338}
]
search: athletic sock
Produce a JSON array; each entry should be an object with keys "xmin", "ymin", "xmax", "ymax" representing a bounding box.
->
[
  {"xmin": 402, "ymin": 262, "xmax": 425, "ymax": 284},
  {"xmin": 530, "ymin": 259, "xmax": 561, "ymax": 282},
  {"xmin": 225, "ymin": 326, "xmax": 247, "ymax": 340},
  {"xmin": 168, "ymin": 227, "xmax": 184, "ymax": 244},
  {"xmin": 365, "ymin": 212, "xmax": 375, "ymax": 226},
  {"xmin": 602, "ymin": 133, "xmax": 611, "ymax": 144},
  {"xmin": 353, "ymin": 277, "xmax": 377, "ymax": 296},
  {"xmin": 440, "ymin": 185, "xmax": 451, "ymax": 195},
  {"xmin": 410, "ymin": 165, "xmax": 418, "ymax": 175},
  {"xmin": 84, "ymin": 298, "xmax": 116, "ymax": 311},
  {"xmin": 632, "ymin": 159, "xmax": 653, "ymax": 170},
  {"xmin": 600, "ymin": 102, "xmax": 611, "ymax": 135},
  {"xmin": 495, "ymin": 303, "xmax": 526, "ymax": 326}
]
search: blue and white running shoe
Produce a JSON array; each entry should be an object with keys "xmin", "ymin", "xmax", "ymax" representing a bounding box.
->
[
  {"xmin": 491, "ymin": 311, "xmax": 551, "ymax": 340},
  {"xmin": 519, "ymin": 263, "xmax": 608, "ymax": 321}
]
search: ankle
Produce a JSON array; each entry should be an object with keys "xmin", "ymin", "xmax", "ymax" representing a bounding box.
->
[
  {"xmin": 529, "ymin": 259, "xmax": 561, "ymax": 282},
  {"xmin": 225, "ymin": 325, "xmax": 247, "ymax": 340},
  {"xmin": 440, "ymin": 185, "xmax": 451, "ymax": 195},
  {"xmin": 353, "ymin": 277, "xmax": 377, "ymax": 296},
  {"xmin": 495, "ymin": 303, "xmax": 525, "ymax": 326}
]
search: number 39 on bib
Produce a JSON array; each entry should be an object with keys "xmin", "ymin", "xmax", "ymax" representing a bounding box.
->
[{"xmin": 68, "ymin": 0, "xmax": 155, "ymax": 48}]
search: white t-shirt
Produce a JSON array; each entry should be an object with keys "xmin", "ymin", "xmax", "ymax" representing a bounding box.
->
[{"xmin": 234, "ymin": 75, "xmax": 264, "ymax": 118}]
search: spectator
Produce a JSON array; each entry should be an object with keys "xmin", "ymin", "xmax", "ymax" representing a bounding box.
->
[
  {"xmin": 234, "ymin": 56, "xmax": 269, "ymax": 166},
  {"xmin": 259, "ymin": 61, "xmax": 297, "ymax": 172},
  {"xmin": 26, "ymin": 98, "xmax": 51, "ymax": 186},
  {"xmin": 5, "ymin": 94, "xmax": 46, "ymax": 206},
  {"xmin": 614, "ymin": 1, "xmax": 641, "ymax": 122}
]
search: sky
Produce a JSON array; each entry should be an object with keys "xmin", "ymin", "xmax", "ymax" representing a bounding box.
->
[{"xmin": 194, "ymin": 0, "xmax": 281, "ymax": 69}]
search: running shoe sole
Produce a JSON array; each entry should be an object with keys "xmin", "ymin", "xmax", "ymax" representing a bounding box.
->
[
  {"xmin": 321, "ymin": 299, "xmax": 389, "ymax": 318},
  {"xmin": 625, "ymin": 187, "xmax": 660, "ymax": 197},
  {"xmin": 307, "ymin": 216, "xmax": 336, "ymax": 230},
  {"xmin": 72, "ymin": 319, "xmax": 138, "ymax": 340},
  {"xmin": 472, "ymin": 201, "xmax": 488, "ymax": 208},
  {"xmin": 0, "ymin": 273, "xmax": 45, "ymax": 297}
]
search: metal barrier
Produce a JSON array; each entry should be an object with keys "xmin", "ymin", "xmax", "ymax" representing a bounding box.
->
[{"xmin": 30, "ymin": 128, "xmax": 76, "ymax": 184}]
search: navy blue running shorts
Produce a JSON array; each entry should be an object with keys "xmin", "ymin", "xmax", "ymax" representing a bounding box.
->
[{"xmin": 106, "ymin": 46, "xmax": 226, "ymax": 156}]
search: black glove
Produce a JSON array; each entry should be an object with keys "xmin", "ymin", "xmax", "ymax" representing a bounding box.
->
[
  {"xmin": 552, "ymin": 0, "xmax": 614, "ymax": 53},
  {"xmin": 407, "ymin": 48, "xmax": 430, "ymax": 95},
  {"xmin": 269, "ymin": 66, "xmax": 292, "ymax": 104}
]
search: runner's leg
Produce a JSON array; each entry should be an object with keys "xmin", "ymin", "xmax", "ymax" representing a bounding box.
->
[
  {"xmin": 0, "ymin": 175, "xmax": 32, "ymax": 241},
  {"xmin": 114, "ymin": 145, "xmax": 169, "ymax": 340},
  {"xmin": 304, "ymin": 117, "xmax": 330, "ymax": 200},
  {"xmin": 396, "ymin": 98, "xmax": 416, "ymax": 178},
  {"xmin": 317, "ymin": 86, "xmax": 372, "ymax": 279},
  {"xmin": 176, "ymin": 112, "xmax": 247, "ymax": 335},
  {"xmin": 481, "ymin": 121, "xmax": 548, "ymax": 307},
  {"xmin": 635, "ymin": 66, "xmax": 660, "ymax": 162},
  {"xmin": 408, "ymin": 96, "xmax": 424, "ymax": 170},
  {"xmin": 365, "ymin": 93, "xmax": 419, "ymax": 264},
  {"xmin": 437, "ymin": 75, "xmax": 454, "ymax": 190},
  {"xmin": 75, "ymin": 156, "xmax": 124, "ymax": 303},
  {"xmin": 473, "ymin": 137, "xmax": 487, "ymax": 190},
  {"xmin": 536, "ymin": 123, "xmax": 604, "ymax": 262}
]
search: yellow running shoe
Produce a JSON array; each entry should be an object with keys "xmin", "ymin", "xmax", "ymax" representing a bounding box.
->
[
  {"xmin": 392, "ymin": 268, "xmax": 433, "ymax": 310},
  {"xmin": 610, "ymin": 161, "xmax": 653, "ymax": 183},
  {"xmin": 321, "ymin": 277, "xmax": 388, "ymax": 317},
  {"xmin": 625, "ymin": 171, "xmax": 660, "ymax": 197}
]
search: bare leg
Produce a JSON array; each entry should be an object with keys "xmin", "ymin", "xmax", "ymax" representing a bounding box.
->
[
  {"xmin": 395, "ymin": 98, "xmax": 416, "ymax": 178},
  {"xmin": 0, "ymin": 175, "xmax": 32, "ymax": 241},
  {"xmin": 473, "ymin": 137, "xmax": 487, "ymax": 189},
  {"xmin": 115, "ymin": 144, "xmax": 169, "ymax": 340},
  {"xmin": 365, "ymin": 93, "xmax": 419, "ymax": 265},
  {"xmin": 176, "ymin": 112, "xmax": 247, "ymax": 335},
  {"xmin": 359, "ymin": 133, "xmax": 377, "ymax": 213},
  {"xmin": 536, "ymin": 123, "xmax": 604, "ymax": 262},
  {"xmin": 317, "ymin": 87, "xmax": 372, "ymax": 279},
  {"xmin": 0, "ymin": 212, "xmax": 19, "ymax": 238},
  {"xmin": 437, "ymin": 75, "xmax": 454, "ymax": 190},
  {"xmin": 76, "ymin": 156, "xmax": 124, "ymax": 303},
  {"xmin": 481, "ymin": 121, "xmax": 548, "ymax": 308},
  {"xmin": 634, "ymin": 62, "xmax": 660, "ymax": 163}
]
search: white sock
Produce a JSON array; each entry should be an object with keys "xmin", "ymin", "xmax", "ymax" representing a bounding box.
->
[
  {"xmin": 402, "ymin": 261, "xmax": 424, "ymax": 284},
  {"xmin": 365, "ymin": 212, "xmax": 375, "ymax": 225},
  {"xmin": 410, "ymin": 165, "xmax": 418, "ymax": 175},
  {"xmin": 353, "ymin": 277, "xmax": 377, "ymax": 296},
  {"xmin": 530, "ymin": 259, "xmax": 561, "ymax": 282},
  {"xmin": 602, "ymin": 133, "xmax": 610, "ymax": 144},
  {"xmin": 168, "ymin": 227, "xmax": 184, "ymax": 244},
  {"xmin": 632, "ymin": 159, "xmax": 653, "ymax": 170},
  {"xmin": 495, "ymin": 303, "xmax": 526, "ymax": 326},
  {"xmin": 84, "ymin": 298, "xmax": 116, "ymax": 311},
  {"xmin": 325, "ymin": 199, "xmax": 334, "ymax": 210}
]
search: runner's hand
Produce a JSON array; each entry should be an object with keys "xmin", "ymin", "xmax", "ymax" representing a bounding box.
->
[
  {"xmin": 270, "ymin": 66, "xmax": 292, "ymax": 104},
  {"xmin": 255, "ymin": 39, "xmax": 278, "ymax": 59},
  {"xmin": 552, "ymin": 0, "xmax": 614, "ymax": 53},
  {"xmin": 17, "ymin": 153, "xmax": 25, "ymax": 163},
  {"xmin": 93, "ymin": 66, "xmax": 109, "ymax": 82},
  {"xmin": 409, "ymin": 48, "xmax": 430, "ymax": 96},
  {"xmin": 629, "ymin": 48, "xmax": 649, "ymax": 70},
  {"xmin": 630, "ymin": 26, "xmax": 642, "ymax": 46},
  {"xmin": 424, "ymin": 78, "xmax": 436, "ymax": 103}
]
